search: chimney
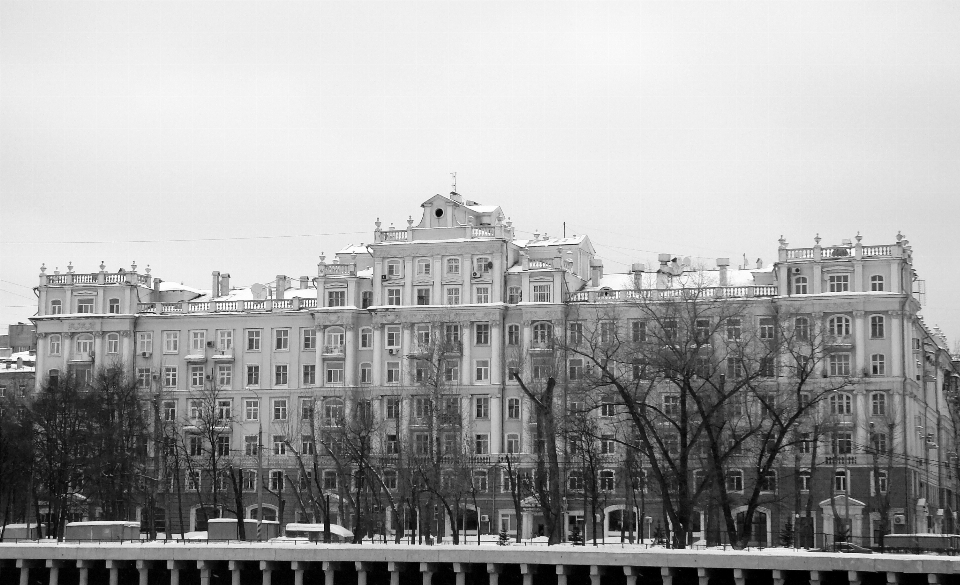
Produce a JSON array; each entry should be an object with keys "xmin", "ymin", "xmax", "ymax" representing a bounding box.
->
[
  {"xmin": 211, "ymin": 271, "xmax": 220, "ymax": 298},
  {"xmin": 16, "ymin": 357, "xmax": 23, "ymax": 370},
  {"xmin": 300, "ymin": 276, "xmax": 310, "ymax": 290},
  {"xmin": 631, "ymin": 263, "xmax": 646, "ymax": 273},
  {"xmin": 756, "ymin": 258, "xmax": 763, "ymax": 269},
  {"xmin": 276, "ymin": 275, "xmax": 286, "ymax": 300},
  {"xmin": 220, "ymin": 273, "xmax": 230, "ymax": 296},
  {"xmin": 590, "ymin": 259, "xmax": 603, "ymax": 287},
  {"xmin": 717, "ymin": 258, "xmax": 730, "ymax": 286},
  {"xmin": 153, "ymin": 278, "xmax": 162, "ymax": 293}
]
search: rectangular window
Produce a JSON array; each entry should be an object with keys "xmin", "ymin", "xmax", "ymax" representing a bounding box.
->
[
  {"xmin": 273, "ymin": 399, "xmax": 287, "ymax": 420},
  {"xmin": 568, "ymin": 358, "xmax": 584, "ymax": 380},
  {"xmin": 444, "ymin": 324, "xmax": 461, "ymax": 344},
  {"xmin": 275, "ymin": 329, "xmax": 289, "ymax": 351},
  {"xmin": 446, "ymin": 258, "xmax": 460, "ymax": 275},
  {"xmin": 416, "ymin": 258, "xmax": 432, "ymax": 275},
  {"xmin": 870, "ymin": 315, "xmax": 885, "ymax": 339},
  {"xmin": 360, "ymin": 364, "xmax": 372, "ymax": 384},
  {"xmin": 327, "ymin": 290, "xmax": 345, "ymax": 307},
  {"xmin": 568, "ymin": 322, "xmax": 583, "ymax": 345},
  {"xmin": 387, "ymin": 288, "xmax": 401, "ymax": 306},
  {"xmin": 301, "ymin": 399, "xmax": 314, "ymax": 420},
  {"xmin": 506, "ymin": 434, "xmax": 520, "ymax": 454},
  {"xmin": 325, "ymin": 362, "xmax": 344, "ymax": 384},
  {"xmin": 163, "ymin": 400, "xmax": 176, "ymax": 421},
  {"xmin": 275, "ymin": 365, "xmax": 288, "ymax": 385},
  {"xmin": 507, "ymin": 398, "xmax": 520, "ymax": 419},
  {"xmin": 190, "ymin": 365, "xmax": 205, "ymax": 388},
  {"xmin": 475, "ymin": 286, "xmax": 490, "ymax": 303},
  {"xmin": 246, "ymin": 330, "xmax": 261, "ymax": 351},
  {"xmin": 163, "ymin": 331, "xmax": 179, "ymax": 353},
  {"xmin": 137, "ymin": 368, "xmax": 151, "ymax": 388},
  {"xmin": 507, "ymin": 286, "xmax": 522, "ymax": 304},
  {"xmin": 152, "ymin": 366, "xmax": 174, "ymax": 393},
  {"xmin": 601, "ymin": 435, "xmax": 616, "ymax": 454},
  {"xmin": 416, "ymin": 288, "xmax": 431, "ymax": 305},
  {"xmin": 832, "ymin": 432, "xmax": 853, "ymax": 454},
  {"xmin": 49, "ymin": 300, "xmax": 62, "ymax": 314},
  {"xmin": 216, "ymin": 364, "xmax": 232, "ymax": 388},
  {"xmin": 386, "ymin": 259, "xmax": 401, "ymax": 277},
  {"xmin": 759, "ymin": 317, "xmax": 775, "ymax": 340},
  {"xmin": 532, "ymin": 284, "xmax": 552, "ymax": 303},
  {"xmin": 414, "ymin": 433, "xmax": 430, "ymax": 455},
  {"xmin": 246, "ymin": 365, "xmax": 260, "ymax": 386},
  {"xmin": 475, "ymin": 323, "xmax": 490, "ymax": 345},
  {"xmin": 273, "ymin": 435, "xmax": 287, "ymax": 455},
  {"xmin": 137, "ymin": 332, "xmax": 153, "ymax": 354},
  {"xmin": 475, "ymin": 396, "xmax": 490, "ymax": 419},
  {"xmin": 215, "ymin": 330, "xmax": 232, "ymax": 351},
  {"xmin": 244, "ymin": 435, "xmax": 259, "ymax": 456},
  {"xmin": 49, "ymin": 335, "xmax": 61, "ymax": 355},
  {"xmin": 302, "ymin": 328, "xmax": 316, "ymax": 350},
  {"xmin": 663, "ymin": 395, "xmax": 680, "ymax": 417},
  {"xmin": 475, "ymin": 434, "xmax": 489, "ymax": 455},
  {"xmin": 386, "ymin": 362, "xmax": 401, "ymax": 384},
  {"xmin": 301, "ymin": 436, "xmax": 315, "ymax": 455},
  {"xmin": 871, "ymin": 354, "xmax": 886, "ymax": 376},
  {"xmin": 632, "ymin": 321, "xmax": 646, "ymax": 342},
  {"xmin": 191, "ymin": 330, "xmax": 206, "ymax": 352},
  {"xmin": 475, "ymin": 360, "xmax": 490, "ymax": 382},
  {"xmin": 829, "ymin": 353, "xmax": 851, "ymax": 376},
  {"xmin": 245, "ymin": 399, "xmax": 259, "ymax": 420},
  {"xmin": 77, "ymin": 298, "xmax": 94, "ymax": 313},
  {"xmin": 828, "ymin": 274, "xmax": 850, "ymax": 292},
  {"xmin": 216, "ymin": 399, "xmax": 232, "ymax": 421},
  {"xmin": 726, "ymin": 357, "xmax": 743, "ymax": 378},
  {"xmin": 108, "ymin": 298, "xmax": 120, "ymax": 314},
  {"xmin": 385, "ymin": 326, "xmax": 401, "ymax": 348},
  {"xmin": 600, "ymin": 321, "xmax": 615, "ymax": 344},
  {"xmin": 189, "ymin": 400, "xmax": 202, "ymax": 420},
  {"xmin": 385, "ymin": 398, "xmax": 400, "ymax": 419},
  {"xmin": 446, "ymin": 287, "xmax": 461, "ymax": 305},
  {"xmin": 303, "ymin": 364, "xmax": 316, "ymax": 385},
  {"xmin": 726, "ymin": 318, "xmax": 741, "ymax": 341}
]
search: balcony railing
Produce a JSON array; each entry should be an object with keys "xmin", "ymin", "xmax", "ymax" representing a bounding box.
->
[
  {"xmin": 322, "ymin": 345, "xmax": 345, "ymax": 356},
  {"xmin": 568, "ymin": 285, "xmax": 779, "ymax": 303},
  {"xmin": 136, "ymin": 298, "xmax": 318, "ymax": 315}
]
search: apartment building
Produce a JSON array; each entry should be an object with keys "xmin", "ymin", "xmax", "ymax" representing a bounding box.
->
[{"xmin": 30, "ymin": 193, "xmax": 960, "ymax": 545}]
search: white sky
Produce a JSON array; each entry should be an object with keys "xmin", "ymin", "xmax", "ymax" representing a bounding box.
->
[{"xmin": 2, "ymin": 1, "xmax": 959, "ymax": 344}]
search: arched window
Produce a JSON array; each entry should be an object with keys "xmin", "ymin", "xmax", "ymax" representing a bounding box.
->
[
  {"xmin": 324, "ymin": 327, "xmax": 345, "ymax": 351},
  {"xmin": 106, "ymin": 333, "xmax": 120, "ymax": 354},
  {"xmin": 75, "ymin": 334, "xmax": 94, "ymax": 355},
  {"xmin": 247, "ymin": 505, "xmax": 278, "ymax": 522},
  {"xmin": 50, "ymin": 299, "xmax": 62, "ymax": 315},
  {"xmin": 568, "ymin": 470, "xmax": 583, "ymax": 491},
  {"xmin": 794, "ymin": 276, "xmax": 808, "ymax": 294},
  {"xmin": 532, "ymin": 322, "xmax": 553, "ymax": 343},
  {"xmin": 359, "ymin": 327, "xmax": 372, "ymax": 348},
  {"xmin": 870, "ymin": 315, "xmax": 885, "ymax": 339},
  {"xmin": 870, "ymin": 275, "xmax": 885, "ymax": 291},
  {"xmin": 827, "ymin": 315, "xmax": 851, "ymax": 336},
  {"xmin": 871, "ymin": 392, "xmax": 887, "ymax": 416},
  {"xmin": 49, "ymin": 334, "xmax": 61, "ymax": 355},
  {"xmin": 830, "ymin": 392, "xmax": 852, "ymax": 415}
]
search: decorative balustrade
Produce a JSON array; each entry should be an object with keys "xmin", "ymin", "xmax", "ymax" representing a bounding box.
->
[
  {"xmin": 244, "ymin": 300, "xmax": 266, "ymax": 311},
  {"xmin": 319, "ymin": 263, "xmax": 355, "ymax": 276},
  {"xmin": 273, "ymin": 300, "xmax": 292, "ymax": 309},
  {"xmin": 300, "ymin": 298, "xmax": 318, "ymax": 308},
  {"xmin": 189, "ymin": 302, "xmax": 210, "ymax": 312},
  {"xmin": 786, "ymin": 248, "xmax": 814, "ymax": 259},
  {"xmin": 527, "ymin": 259, "xmax": 552, "ymax": 269},
  {"xmin": 132, "ymin": 298, "xmax": 321, "ymax": 315},
  {"xmin": 322, "ymin": 345, "xmax": 345, "ymax": 356},
  {"xmin": 820, "ymin": 247, "xmax": 852, "ymax": 259},
  {"xmin": 46, "ymin": 275, "xmax": 68, "ymax": 284},
  {"xmin": 380, "ymin": 229, "xmax": 408, "ymax": 241},
  {"xmin": 472, "ymin": 226, "xmax": 495, "ymax": 237},
  {"xmin": 568, "ymin": 285, "xmax": 780, "ymax": 303},
  {"xmin": 41, "ymin": 271, "xmax": 153, "ymax": 286},
  {"xmin": 105, "ymin": 274, "xmax": 124, "ymax": 283},
  {"xmin": 73, "ymin": 274, "xmax": 96, "ymax": 284},
  {"xmin": 161, "ymin": 302, "xmax": 182, "ymax": 312},
  {"xmin": 214, "ymin": 301, "xmax": 239, "ymax": 311},
  {"xmin": 862, "ymin": 245, "xmax": 892, "ymax": 257}
]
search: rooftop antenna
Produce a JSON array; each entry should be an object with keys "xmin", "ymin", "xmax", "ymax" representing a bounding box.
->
[{"xmin": 450, "ymin": 172, "xmax": 457, "ymax": 193}]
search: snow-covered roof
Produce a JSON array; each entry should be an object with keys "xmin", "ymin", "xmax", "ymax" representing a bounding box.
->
[
  {"xmin": 465, "ymin": 204, "xmax": 499, "ymax": 214},
  {"xmin": 158, "ymin": 281, "xmax": 205, "ymax": 295},
  {"xmin": 517, "ymin": 235, "xmax": 588, "ymax": 248},
  {"xmin": 337, "ymin": 244, "xmax": 371, "ymax": 255}
]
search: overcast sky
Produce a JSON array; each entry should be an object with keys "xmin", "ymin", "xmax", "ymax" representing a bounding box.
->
[{"xmin": 2, "ymin": 1, "xmax": 959, "ymax": 344}]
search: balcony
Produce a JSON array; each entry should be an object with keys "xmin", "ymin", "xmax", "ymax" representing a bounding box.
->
[
  {"xmin": 825, "ymin": 335, "xmax": 854, "ymax": 347},
  {"xmin": 322, "ymin": 345, "xmax": 345, "ymax": 356},
  {"xmin": 529, "ymin": 340, "xmax": 554, "ymax": 352}
]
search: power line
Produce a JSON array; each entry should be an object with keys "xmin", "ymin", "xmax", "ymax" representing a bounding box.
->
[{"xmin": 1, "ymin": 230, "xmax": 368, "ymax": 245}]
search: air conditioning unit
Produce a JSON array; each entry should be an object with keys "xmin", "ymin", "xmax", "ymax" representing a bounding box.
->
[
  {"xmin": 472, "ymin": 271, "xmax": 480, "ymax": 278},
  {"xmin": 206, "ymin": 341, "xmax": 214, "ymax": 348},
  {"xmin": 486, "ymin": 262, "xmax": 493, "ymax": 270},
  {"xmin": 793, "ymin": 267, "xmax": 801, "ymax": 273},
  {"xmin": 205, "ymin": 374, "xmax": 212, "ymax": 381},
  {"xmin": 381, "ymin": 275, "xmax": 388, "ymax": 281},
  {"xmin": 893, "ymin": 514, "xmax": 906, "ymax": 525},
  {"xmin": 480, "ymin": 515, "xmax": 490, "ymax": 522},
  {"xmin": 388, "ymin": 348, "xmax": 397, "ymax": 355},
  {"xmin": 141, "ymin": 351, "xmax": 152, "ymax": 358}
]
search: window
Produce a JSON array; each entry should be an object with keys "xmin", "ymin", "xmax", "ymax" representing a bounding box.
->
[
  {"xmin": 475, "ymin": 360, "xmax": 490, "ymax": 382},
  {"xmin": 246, "ymin": 365, "xmax": 260, "ymax": 387},
  {"xmin": 381, "ymin": 326, "xmax": 399, "ymax": 349},
  {"xmin": 506, "ymin": 397, "xmax": 521, "ymax": 419},
  {"xmin": 799, "ymin": 470, "xmax": 811, "ymax": 491},
  {"xmin": 360, "ymin": 363, "xmax": 372, "ymax": 384},
  {"xmin": 446, "ymin": 257, "xmax": 460, "ymax": 274},
  {"xmin": 475, "ymin": 286, "xmax": 490, "ymax": 303},
  {"xmin": 324, "ymin": 400, "xmax": 344, "ymax": 425},
  {"xmin": 190, "ymin": 365, "xmax": 205, "ymax": 388},
  {"xmin": 163, "ymin": 331, "xmax": 179, "ymax": 353},
  {"xmin": 830, "ymin": 393, "xmax": 852, "ymax": 415},
  {"xmin": 632, "ymin": 321, "xmax": 646, "ymax": 342},
  {"xmin": 473, "ymin": 470, "xmax": 488, "ymax": 492},
  {"xmin": 794, "ymin": 276, "xmax": 808, "ymax": 294},
  {"xmin": 416, "ymin": 288, "xmax": 431, "ymax": 305},
  {"xmin": 273, "ymin": 435, "xmax": 287, "ymax": 455},
  {"xmin": 759, "ymin": 471, "xmax": 777, "ymax": 493},
  {"xmin": 693, "ymin": 318, "xmax": 711, "ymax": 342},
  {"xmin": 475, "ymin": 323, "xmax": 490, "ymax": 345},
  {"xmin": 795, "ymin": 317, "xmax": 810, "ymax": 341},
  {"xmin": 360, "ymin": 328, "xmax": 372, "ymax": 348},
  {"xmin": 300, "ymin": 399, "xmax": 314, "ymax": 420},
  {"xmin": 834, "ymin": 469, "xmax": 848, "ymax": 492},
  {"xmin": 532, "ymin": 284, "xmax": 552, "ymax": 303},
  {"xmin": 77, "ymin": 334, "xmax": 95, "ymax": 355},
  {"xmin": 871, "ymin": 392, "xmax": 887, "ymax": 416},
  {"xmin": 386, "ymin": 362, "xmax": 400, "ymax": 384},
  {"xmin": 189, "ymin": 400, "xmax": 202, "ymax": 420},
  {"xmin": 383, "ymin": 470, "xmax": 398, "ymax": 490},
  {"xmin": 507, "ymin": 324, "xmax": 520, "ymax": 346},
  {"xmin": 475, "ymin": 397, "xmax": 489, "ymax": 419},
  {"xmin": 245, "ymin": 399, "xmax": 259, "ymax": 421},
  {"xmin": 386, "ymin": 288, "xmax": 401, "ymax": 306},
  {"xmin": 241, "ymin": 469, "xmax": 257, "ymax": 492},
  {"xmin": 275, "ymin": 365, "xmax": 288, "ymax": 385},
  {"xmin": 137, "ymin": 332, "xmax": 153, "ymax": 354},
  {"xmin": 214, "ymin": 330, "xmax": 232, "ymax": 351},
  {"xmin": 327, "ymin": 290, "xmax": 345, "ymax": 307},
  {"xmin": 386, "ymin": 259, "xmax": 401, "ymax": 277},
  {"xmin": 507, "ymin": 286, "xmax": 522, "ymax": 304},
  {"xmin": 475, "ymin": 434, "xmax": 489, "ymax": 455},
  {"xmin": 49, "ymin": 334, "xmax": 61, "ymax": 355},
  {"xmin": 136, "ymin": 368, "xmax": 151, "ymax": 388},
  {"xmin": 246, "ymin": 330, "xmax": 261, "ymax": 351},
  {"xmin": 275, "ymin": 329, "xmax": 289, "ymax": 351},
  {"xmin": 302, "ymin": 328, "xmax": 316, "ymax": 350},
  {"xmin": 77, "ymin": 298, "xmax": 94, "ymax": 313},
  {"xmin": 303, "ymin": 364, "xmax": 316, "ymax": 385},
  {"xmin": 568, "ymin": 470, "xmax": 584, "ymax": 491},
  {"xmin": 416, "ymin": 258, "xmax": 432, "ymax": 275},
  {"xmin": 385, "ymin": 434, "xmax": 399, "ymax": 455},
  {"xmin": 599, "ymin": 470, "xmax": 615, "ymax": 492},
  {"xmin": 108, "ymin": 298, "xmax": 120, "ymax": 314},
  {"xmin": 323, "ymin": 471, "xmax": 338, "ymax": 490},
  {"xmin": 191, "ymin": 330, "xmax": 206, "ymax": 352},
  {"xmin": 444, "ymin": 360, "xmax": 459, "ymax": 382},
  {"xmin": 217, "ymin": 364, "xmax": 232, "ymax": 388},
  {"xmin": 186, "ymin": 471, "xmax": 200, "ymax": 491},
  {"xmin": 532, "ymin": 322, "xmax": 552, "ymax": 343},
  {"xmin": 871, "ymin": 275, "xmax": 885, "ymax": 291},
  {"xmin": 414, "ymin": 433, "xmax": 430, "ymax": 455},
  {"xmin": 506, "ymin": 433, "xmax": 520, "ymax": 454},
  {"xmin": 726, "ymin": 357, "xmax": 743, "ymax": 379},
  {"xmin": 325, "ymin": 362, "xmax": 344, "ymax": 384},
  {"xmin": 49, "ymin": 299, "xmax": 62, "ymax": 314},
  {"xmin": 663, "ymin": 319, "xmax": 678, "ymax": 342},
  {"xmin": 875, "ymin": 470, "xmax": 888, "ymax": 494},
  {"xmin": 163, "ymin": 401, "xmax": 176, "ymax": 421},
  {"xmin": 163, "ymin": 366, "xmax": 177, "ymax": 388},
  {"xmin": 828, "ymin": 274, "xmax": 850, "ymax": 292},
  {"xmin": 474, "ymin": 256, "xmax": 492, "ymax": 274},
  {"xmin": 871, "ymin": 432, "xmax": 888, "ymax": 454},
  {"xmin": 726, "ymin": 470, "xmax": 744, "ymax": 492},
  {"xmin": 385, "ymin": 398, "xmax": 400, "ymax": 419},
  {"xmin": 663, "ymin": 395, "xmax": 680, "ymax": 417},
  {"xmin": 759, "ymin": 317, "xmax": 775, "ymax": 340},
  {"xmin": 444, "ymin": 323, "xmax": 461, "ymax": 344},
  {"xmin": 216, "ymin": 435, "xmax": 231, "ymax": 457},
  {"xmin": 725, "ymin": 318, "xmax": 741, "ymax": 341},
  {"xmin": 600, "ymin": 321, "xmax": 615, "ymax": 344},
  {"xmin": 568, "ymin": 358, "xmax": 583, "ymax": 380},
  {"xmin": 601, "ymin": 435, "xmax": 616, "ymax": 454},
  {"xmin": 695, "ymin": 356, "xmax": 712, "ymax": 378},
  {"xmin": 361, "ymin": 291, "xmax": 372, "ymax": 309},
  {"xmin": 828, "ymin": 353, "xmax": 851, "ymax": 376},
  {"xmin": 445, "ymin": 287, "xmax": 461, "ymax": 305},
  {"xmin": 870, "ymin": 315, "xmax": 885, "ymax": 339},
  {"xmin": 273, "ymin": 399, "xmax": 287, "ymax": 420},
  {"xmin": 759, "ymin": 357, "xmax": 775, "ymax": 378},
  {"xmin": 871, "ymin": 354, "xmax": 885, "ymax": 376},
  {"xmin": 832, "ymin": 432, "xmax": 853, "ymax": 454}
]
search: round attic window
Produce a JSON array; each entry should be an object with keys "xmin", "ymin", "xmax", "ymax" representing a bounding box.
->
[{"xmin": 435, "ymin": 208, "xmax": 444, "ymax": 218}]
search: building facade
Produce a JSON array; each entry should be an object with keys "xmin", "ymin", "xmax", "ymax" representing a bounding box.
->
[{"xmin": 30, "ymin": 193, "xmax": 960, "ymax": 545}]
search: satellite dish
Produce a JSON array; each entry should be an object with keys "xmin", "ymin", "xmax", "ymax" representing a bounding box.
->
[
  {"xmin": 250, "ymin": 283, "xmax": 266, "ymax": 300},
  {"xmin": 682, "ymin": 257, "xmax": 691, "ymax": 266}
]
